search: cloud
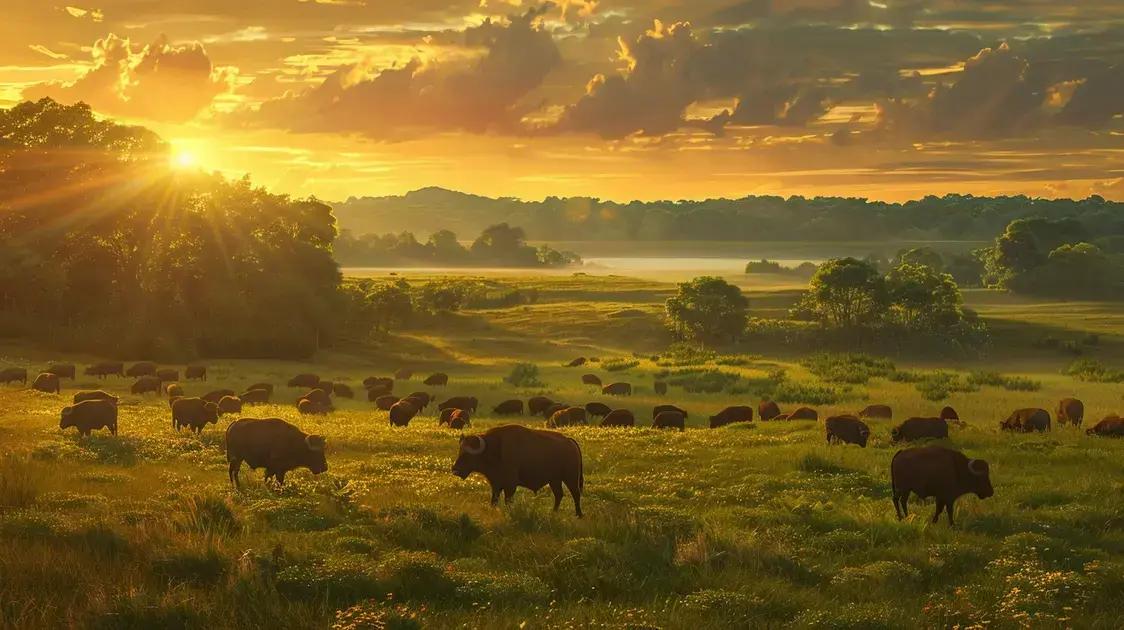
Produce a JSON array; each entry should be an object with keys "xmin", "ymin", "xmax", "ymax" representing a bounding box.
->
[
  {"xmin": 1056, "ymin": 64, "xmax": 1124, "ymax": 128},
  {"xmin": 24, "ymin": 34, "xmax": 234, "ymax": 122}
]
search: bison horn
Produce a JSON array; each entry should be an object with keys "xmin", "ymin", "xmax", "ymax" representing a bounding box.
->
[
  {"xmin": 461, "ymin": 435, "xmax": 486, "ymax": 455},
  {"xmin": 306, "ymin": 435, "xmax": 326, "ymax": 451},
  {"xmin": 967, "ymin": 458, "xmax": 986, "ymax": 476}
]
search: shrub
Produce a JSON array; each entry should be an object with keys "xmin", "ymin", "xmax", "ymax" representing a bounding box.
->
[
  {"xmin": 504, "ymin": 363, "xmax": 544, "ymax": 388},
  {"xmin": 377, "ymin": 550, "xmax": 456, "ymax": 601},
  {"xmin": 967, "ymin": 371, "xmax": 1042, "ymax": 391},
  {"xmin": 772, "ymin": 381, "xmax": 850, "ymax": 405},
  {"xmin": 915, "ymin": 372, "xmax": 978, "ymax": 401},
  {"xmin": 276, "ymin": 556, "xmax": 381, "ymax": 605},
  {"xmin": 1064, "ymin": 359, "xmax": 1124, "ymax": 383},
  {"xmin": 452, "ymin": 570, "xmax": 551, "ymax": 606},
  {"xmin": 602, "ymin": 358, "xmax": 640, "ymax": 372},
  {"xmin": 801, "ymin": 353, "xmax": 895, "ymax": 384},
  {"xmin": 661, "ymin": 369, "xmax": 743, "ymax": 394},
  {"xmin": 658, "ymin": 342, "xmax": 716, "ymax": 366}
]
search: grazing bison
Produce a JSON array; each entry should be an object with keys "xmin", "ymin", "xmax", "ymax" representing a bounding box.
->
[
  {"xmin": 288, "ymin": 374, "xmax": 320, "ymax": 388},
  {"xmin": 424, "ymin": 373, "xmax": 449, "ymax": 386},
  {"xmin": 542, "ymin": 403, "xmax": 569, "ymax": 419},
  {"xmin": 364, "ymin": 376, "xmax": 394, "ymax": 391},
  {"xmin": 493, "ymin": 399, "xmax": 524, "ymax": 416},
  {"xmin": 389, "ymin": 401, "xmax": 419, "ymax": 427},
  {"xmin": 788, "ymin": 407, "xmax": 818, "ymax": 421},
  {"xmin": 891, "ymin": 446, "xmax": 993, "ymax": 526},
  {"xmin": 60, "ymin": 399, "xmax": 117, "ymax": 436},
  {"xmin": 0, "ymin": 367, "xmax": 27, "ymax": 385},
  {"xmin": 939, "ymin": 406, "xmax": 960, "ymax": 422},
  {"xmin": 165, "ymin": 384, "xmax": 184, "ymax": 398},
  {"xmin": 452, "ymin": 424, "xmax": 584, "ymax": 516},
  {"xmin": 654, "ymin": 381, "xmax": 668, "ymax": 395},
  {"xmin": 31, "ymin": 373, "xmax": 60, "ymax": 394},
  {"xmin": 892, "ymin": 417, "xmax": 949, "ymax": 443},
  {"xmin": 156, "ymin": 369, "xmax": 179, "ymax": 383},
  {"xmin": 652, "ymin": 404, "xmax": 687, "ymax": 419},
  {"xmin": 825, "ymin": 415, "xmax": 870, "ymax": 447},
  {"xmin": 1087, "ymin": 415, "xmax": 1124, "ymax": 437},
  {"xmin": 581, "ymin": 374, "xmax": 602, "ymax": 386},
  {"xmin": 247, "ymin": 383, "xmax": 274, "ymax": 395},
  {"xmin": 601, "ymin": 409, "xmax": 635, "ymax": 427},
  {"xmin": 332, "ymin": 383, "xmax": 354, "ymax": 399},
  {"xmin": 439, "ymin": 396, "xmax": 479, "ymax": 414},
  {"xmin": 406, "ymin": 392, "xmax": 431, "ymax": 408},
  {"xmin": 858, "ymin": 404, "xmax": 892, "ymax": 420},
  {"xmin": 1000, "ymin": 408, "xmax": 1051, "ymax": 433},
  {"xmin": 1056, "ymin": 398, "xmax": 1084, "ymax": 427},
  {"xmin": 184, "ymin": 365, "xmax": 207, "ymax": 381},
  {"xmin": 130, "ymin": 376, "xmax": 162, "ymax": 396},
  {"xmin": 74, "ymin": 390, "xmax": 118, "ymax": 405},
  {"xmin": 297, "ymin": 399, "xmax": 331, "ymax": 415},
  {"xmin": 312, "ymin": 381, "xmax": 334, "ymax": 395},
  {"xmin": 601, "ymin": 382, "xmax": 632, "ymax": 396},
  {"xmin": 528, "ymin": 396, "xmax": 554, "ymax": 416},
  {"xmin": 172, "ymin": 397, "xmax": 220, "ymax": 433},
  {"xmin": 84, "ymin": 362, "xmax": 124, "ymax": 379},
  {"xmin": 394, "ymin": 368, "xmax": 413, "ymax": 380},
  {"xmin": 584, "ymin": 402, "xmax": 611, "ymax": 419},
  {"xmin": 226, "ymin": 418, "xmax": 327, "ymax": 487},
  {"xmin": 758, "ymin": 400, "xmax": 781, "ymax": 421},
  {"xmin": 47, "ymin": 363, "xmax": 76, "ymax": 380},
  {"xmin": 218, "ymin": 396, "xmax": 243, "ymax": 415},
  {"xmin": 709, "ymin": 406, "xmax": 753, "ymax": 428},
  {"xmin": 548, "ymin": 407, "xmax": 588, "ymax": 428},
  {"xmin": 366, "ymin": 385, "xmax": 392, "ymax": 401},
  {"xmin": 440, "ymin": 408, "xmax": 470, "ymax": 429},
  {"xmin": 652, "ymin": 410, "xmax": 685, "ymax": 432},
  {"xmin": 240, "ymin": 388, "xmax": 271, "ymax": 404},
  {"xmin": 125, "ymin": 362, "xmax": 156, "ymax": 378},
  {"xmin": 202, "ymin": 389, "xmax": 237, "ymax": 405},
  {"xmin": 375, "ymin": 395, "xmax": 399, "ymax": 411},
  {"xmin": 298, "ymin": 389, "xmax": 331, "ymax": 406},
  {"xmin": 566, "ymin": 357, "xmax": 587, "ymax": 367}
]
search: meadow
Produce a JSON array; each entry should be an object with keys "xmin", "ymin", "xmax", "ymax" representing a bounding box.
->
[{"xmin": 1, "ymin": 272, "xmax": 1123, "ymax": 629}]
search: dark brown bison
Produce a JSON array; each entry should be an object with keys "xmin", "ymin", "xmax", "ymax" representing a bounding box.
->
[
  {"xmin": 493, "ymin": 399, "xmax": 524, "ymax": 416},
  {"xmin": 939, "ymin": 406, "xmax": 960, "ymax": 422},
  {"xmin": 0, "ymin": 367, "xmax": 27, "ymax": 385},
  {"xmin": 825, "ymin": 415, "xmax": 870, "ymax": 447},
  {"xmin": 528, "ymin": 396, "xmax": 554, "ymax": 416},
  {"xmin": 389, "ymin": 400, "xmax": 419, "ymax": 427},
  {"xmin": 298, "ymin": 389, "xmax": 331, "ymax": 407},
  {"xmin": 581, "ymin": 374, "xmax": 602, "ymax": 386},
  {"xmin": 709, "ymin": 405, "xmax": 753, "ymax": 428},
  {"xmin": 891, "ymin": 446, "xmax": 993, "ymax": 526},
  {"xmin": 297, "ymin": 398, "xmax": 331, "ymax": 415},
  {"xmin": 247, "ymin": 383, "xmax": 274, "ymax": 395},
  {"xmin": 184, "ymin": 365, "xmax": 207, "ymax": 381},
  {"xmin": 758, "ymin": 400, "xmax": 781, "ymax": 421},
  {"xmin": 1000, "ymin": 408, "xmax": 1051, "ymax": 433},
  {"xmin": 406, "ymin": 392, "xmax": 431, "ymax": 408},
  {"xmin": 788, "ymin": 407, "xmax": 818, "ymax": 421},
  {"xmin": 892, "ymin": 417, "xmax": 950, "ymax": 443},
  {"xmin": 858, "ymin": 404, "xmax": 892, "ymax": 420},
  {"xmin": 394, "ymin": 368, "xmax": 413, "ymax": 380},
  {"xmin": 566, "ymin": 357, "xmax": 587, "ymax": 367},
  {"xmin": 452, "ymin": 424, "xmax": 584, "ymax": 516},
  {"xmin": 772, "ymin": 413, "xmax": 792, "ymax": 421},
  {"xmin": 424, "ymin": 373, "xmax": 449, "ymax": 386},
  {"xmin": 439, "ymin": 396, "xmax": 479, "ymax": 413},
  {"xmin": 202, "ymin": 389, "xmax": 237, "ymax": 405},
  {"xmin": 226, "ymin": 418, "xmax": 327, "ymax": 487},
  {"xmin": 367, "ymin": 385, "xmax": 392, "ymax": 401},
  {"xmin": 165, "ymin": 384, "xmax": 184, "ymax": 398},
  {"xmin": 287, "ymin": 373, "xmax": 320, "ymax": 388},
  {"xmin": 125, "ymin": 362, "xmax": 156, "ymax": 378},
  {"xmin": 652, "ymin": 410, "xmax": 685, "ymax": 432},
  {"xmin": 600, "ymin": 409, "xmax": 635, "ymax": 427},
  {"xmin": 548, "ymin": 406, "xmax": 588, "ymax": 428},
  {"xmin": 602, "ymin": 382, "xmax": 632, "ymax": 396},
  {"xmin": 240, "ymin": 388, "xmax": 271, "ymax": 404},
  {"xmin": 130, "ymin": 376, "xmax": 161, "ymax": 396},
  {"xmin": 47, "ymin": 363, "xmax": 76, "ymax": 379},
  {"xmin": 312, "ymin": 381, "xmax": 334, "ymax": 395},
  {"xmin": 74, "ymin": 390, "xmax": 118, "ymax": 405},
  {"xmin": 1087, "ymin": 415, "xmax": 1124, "ymax": 437},
  {"xmin": 542, "ymin": 403, "xmax": 569, "ymax": 419},
  {"xmin": 584, "ymin": 402, "xmax": 611, "ymax": 419},
  {"xmin": 375, "ymin": 395, "xmax": 398, "ymax": 411},
  {"xmin": 332, "ymin": 383, "xmax": 354, "ymax": 399},
  {"xmin": 156, "ymin": 369, "xmax": 179, "ymax": 383},
  {"xmin": 31, "ymin": 372, "xmax": 60, "ymax": 394},
  {"xmin": 60, "ymin": 399, "xmax": 117, "ymax": 436},
  {"xmin": 1056, "ymin": 398, "xmax": 1084, "ymax": 427},
  {"xmin": 218, "ymin": 396, "xmax": 243, "ymax": 415},
  {"xmin": 653, "ymin": 404, "xmax": 687, "ymax": 419},
  {"xmin": 364, "ymin": 376, "xmax": 394, "ymax": 391},
  {"xmin": 84, "ymin": 362, "xmax": 124, "ymax": 378},
  {"xmin": 440, "ymin": 408, "xmax": 470, "ymax": 429},
  {"xmin": 172, "ymin": 397, "xmax": 220, "ymax": 432},
  {"xmin": 654, "ymin": 381, "xmax": 668, "ymax": 395}
]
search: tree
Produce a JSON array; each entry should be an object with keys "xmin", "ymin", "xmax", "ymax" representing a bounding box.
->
[
  {"xmin": 885, "ymin": 263, "xmax": 963, "ymax": 331},
  {"xmin": 800, "ymin": 258, "xmax": 888, "ymax": 329},
  {"xmin": 367, "ymin": 280, "xmax": 413, "ymax": 334},
  {"xmin": 665, "ymin": 276, "xmax": 749, "ymax": 343},
  {"xmin": 470, "ymin": 223, "xmax": 538, "ymax": 266},
  {"xmin": 892, "ymin": 247, "xmax": 944, "ymax": 272}
]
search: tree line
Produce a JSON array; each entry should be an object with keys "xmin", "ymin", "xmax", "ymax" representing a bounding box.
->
[{"xmin": 334, "ymin": 223, "xmax": 581, "ymax": 268}]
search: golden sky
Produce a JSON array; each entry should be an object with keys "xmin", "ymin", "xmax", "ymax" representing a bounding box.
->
[{"xmin": 3, "ymin": 0, "xmax": 1123, "ymax": 201}]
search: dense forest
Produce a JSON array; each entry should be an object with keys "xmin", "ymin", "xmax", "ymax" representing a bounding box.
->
[
  {"xmin": 334, "ymin": 224, "xmax": 581, "ymax": 268},
  {"xmin": 335, "ymin": 187, "xmax": 1124, "ymax": 244}
]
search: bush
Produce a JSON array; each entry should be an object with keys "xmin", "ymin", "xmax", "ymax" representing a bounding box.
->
[
  {"xmin": 801, "ymin": 353, "xmax": 895, "ymax": 384},
  {"xmin": 376, "ymin": 550, "xmax": 456, "ymax": 601},
  {"xmin": 1064, "ymin": 359, "xmax": 1124, "ymax": 383},
  {"xmin": 916, "ymin": 372, "xmax": 978, "ymax": 401},
  {"xmin": 602, "ymin": 358, "xmax": 640, "ymax": 372},
  {"xmin": 772, "ymin": 381, "xmax": 851, "ymax": 405},
  {"xmin": 276, "ymin": 556, "xmax": 381, "ymax": 605},
  {"xmin": 658, "ymin": 342, "xmax": 716, "ymax": 366},
  {"xmin": 661, "ymin": 369, "xmax": 743, "ymax": 394},
  {"xmin": 967, "ymin": 371, "xmax": 1042, "ymax": 391},
  {"xmin": 504, "ymin": 363, "xmax": 544, "ymax": 388}
]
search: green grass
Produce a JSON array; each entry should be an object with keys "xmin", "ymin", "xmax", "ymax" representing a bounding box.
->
[{"xmin": 2, "ymin": 273, "xmax": 1124, "ymax": 628}]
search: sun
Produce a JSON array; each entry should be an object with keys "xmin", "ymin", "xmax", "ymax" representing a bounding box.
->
[{"xmin": 171, "ymin": 150, "xmax": 198, "ymax": 170}]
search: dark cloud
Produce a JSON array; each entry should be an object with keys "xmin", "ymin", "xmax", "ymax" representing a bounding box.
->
[{"xmin": 1056, "ymin": 65, "xmax": 1124, "ymax": 128}]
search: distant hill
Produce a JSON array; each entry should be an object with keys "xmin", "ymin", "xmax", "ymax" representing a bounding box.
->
[{"xmin": 333, "ymin": 188, "xmax": 1124, "ymax": 244}]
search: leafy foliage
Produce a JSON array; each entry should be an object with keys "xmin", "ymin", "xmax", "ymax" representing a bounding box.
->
[
  {"xmin": 665, "ymin": 276, "xmax": 749, "ymax": 343},
  {"xmin": 504, "ymin": 363, "xmax": 544, "ymax": 387}
]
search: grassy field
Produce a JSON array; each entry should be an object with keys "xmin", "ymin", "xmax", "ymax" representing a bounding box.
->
[{"xmin": 1, "ymin": 273, "xmax": 1123, "ymax": 629}]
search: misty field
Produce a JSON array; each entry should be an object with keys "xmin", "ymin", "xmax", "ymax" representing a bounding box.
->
[{"xmin": 1, "ymin": 274, "xmax": 1123, "ymax": 629}]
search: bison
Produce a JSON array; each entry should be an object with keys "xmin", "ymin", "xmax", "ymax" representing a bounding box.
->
[
  {"xmin": 288, "ymin": 373, "xmax": 320, "ymax": 389},
  {"xmin": 441, "ymin": 408, "xmax": 471, "ymax": 430},
  {"xmin": 892, "ymin": 417, "xmax": 949, "ymax": 443},
  {"xmin": 528, "ymin": 396, "xmax": 554, "ymax": 416},
  {"xmin": 375, "ymin": 395, "xmax": 399, "ymax": 411},
  {"xmin": 1000, "ymin": 408, "xmax": 1051, "ymax": 433},
  {"xmin": 891, "ymin": 446, "xmax": 993, "ymax": 526},
  {"xmin": 74, "ymin": 390, "xmax": 118, "ymax": 405},
  {"xmin": 202, "ymin": 389, "xmax": 237, "ymax": 405},
  {"xmin": 654, "ymin": 381, "xmax": 668, "ymax": 395},
  {"xmin": 298, "ymin": 389, "xmax": 331, "ymax": 407},
  {"xmin": 424, "ymin": 373, "xmax": 449, "ymax": 386},
  {"xmin": 825, "ymin": 415, "xmax": 870, "ymax": 447},
  {"xmin": 184, "ymin": 365, "xmax": 207, "ymax": 381},
  {"xmin": 31, "ymin": 372, "xmax": 60, "ymax": 394},
  {"xmin": 493, "ymin": 399, "xmax": 524, "ymax": 416},
  {"xmin": 84, "ymin": 362, "xmax": 124, "ymax": 379},
  {"xmin": 858, "ymin": 404, "xmax": 892, "ymax": 420},
  {"xmin": 542, "ymin": 403, "xmax": 569, "ymax": 419},
  {"xmin": 156, "ymin": 369, "xmax": 179, "ymax": 383},
  {"xmin": 172, "ymin": 397, "xmax": 220, "ymax": 433},
  {"xmin": 394, "ymin": 368, "xmax": 413, "ymax": 380},
  {"xmin": 788, "ymin": 407, "xmax": 818, "ymax": 421},
  {"xmin": 165, "ymin": 384, "xmax": 184, "ymax": 398},
  {"xmin": 758, "ymin": 400, "xmax": 781, "ymax": 421},
  {"xmin": 600, "ymin": 409, "xmax": 635, "ymax": 427},
  {"xmin": 312, "ymin": 381, "xmax": 334, "ymax": 395},
  {"xmin": 452, "ymin": 424, "xmax": 583, "ymax": 516},
  {"xmin": 130, "ymin": 376, "xmax": 161, "ymax": 396},
  {"xmin": 1056, "ymin": 398, "xmax": 1084, "ymax": 427},
  {"xmin": 406, "ymin": 392, "xmax": 431, "ymax": 408},
  {"xmin": 584, "ymin": 402, "xmax": 611, "ymax": 419},
  {"xmin": 389, "ymin": 400, "xmax": 419, "ymax": 427},
  {"xmin": 439, "ymin": 396, "xmax": 479, "ymax": 414},
  {"xmin": 332, "ymin": 383, "xmax": 354, "ymax": 399},
  {"xmin": 125, "ymin": 362, "xmax": 156, "ymax": 378},
  {"xmin": 581, "ymin": 374, "xmax": 602, "ymax": 386},
  {"xmin": 47, "ymin": 363, "xmax": 76, "ymax": 380},
  {"xmin": 1087, "ymin": 415, "xmax": 1124, "ymax": 437},
  {"xmin": 0, "ymin": 367, "xmax": 27, "ymax": 385},
  {"xmin": 548, "ymin": 407, "xmax": 587, "ymax": 428},
  {"xmin": 60, "ymin": 399, "xmax": 117, "ymax": 436},
  {"xmin": 601, "ymin": 382, "xmax": 632, "ymax": 396},
  {"xmin": 247, "ymin": 383, "xmax": 274, "ymax": 395},
  {"xmin": 218, "ymin": 396, "xmax": 243, "ymax": 415},
  {"xmin": 364, "ymin": 376, "xmax": 394, "ymax": 391},
  {"xmin": 240, "ymin": 388, "xmax": 271, "ymax": 404},
  {"xmin": 297, "ymin": 398, "xmax": 331, "ymax": 415},
  {"xmin": 366, "ymin": 385, "xmax": 392, "ymax": 401},
  {"xmin": 652, "ymin": 410, "xmax": 685, "ymax": 431},
  {"xmin": 652, "ymin": 404, "xmax": 687, "ymax": 419},
  {"xmin": 939, "ymin": 406, "xmax": 960, "ymax": 422},
  {"xmin": 566, "ymin": 358, "xmax": 587, "ymax": 368},
  {"xmin": 226, "ymin": 418, "xmax": 327, "ymax": 487},
  {"xmin": 709, "ymin": 406, "xmax": 753, "ymax": 428}
]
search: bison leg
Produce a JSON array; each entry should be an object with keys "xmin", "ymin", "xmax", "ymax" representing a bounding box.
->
[
  {"xmin": 564, "ymin": 479, "xmax": 583, "ymax": 518},
  {"xmin": 932, "ymin": 499, "xmax": 945, "ymax": 524},
  {"xmin": 489, "ymin": 484, "xmax": 502, "ymax": 507},
  {"xmin": 945, "ymin": 501, "xmax": 955, "ymax": 527},
  {"xmin": 502, "ymin": 486, "xmax": 516, "ymax": 505},
  {"xmin": 895, "ymin": 492, "xmax": 909, "ymax": 519},
  {"xmin": 111, "ymin": 423, "xmax": 117, "ymax": 436},
  {"xmin": 550, "ymin": 480, "xmax": 564, "ymax": 511},
  {"xmin": 228, "ymin": 460, "xmax": 242, "ymax": 488}
]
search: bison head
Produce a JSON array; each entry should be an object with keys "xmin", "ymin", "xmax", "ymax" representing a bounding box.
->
[
  {"xmin": 856, "ymin": 425, "xmax": 871, "ymax": 447},
  {"xmin": 304, "ymin": 435, "xmax": 328, "ymax": 474},
  {"xmin": 452, "ymin": 435, "xmax": 486, "ymax": 479},
  {"xmin": 967, "ymin": 458, "xmax": 994, "ymax": 499},
  {"xmin": 204, "ymin": 402, "xmax": 220, "ymax": 424},
  {"xmin": 59, "ymin": 406, "xmax": 74, "ymax": 430}
]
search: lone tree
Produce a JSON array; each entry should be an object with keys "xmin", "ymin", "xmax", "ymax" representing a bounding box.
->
[
  {"xmin": 798, "ymin": 257, "xmax": 888, "ymax": 329},
  {"xmin": 665, "ymin": 276, "xmax": 749, "ymax": 343}
]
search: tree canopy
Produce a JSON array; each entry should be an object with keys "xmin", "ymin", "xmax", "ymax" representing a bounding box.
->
[{"xmin": 665, "ymin": 276, "xmax": 749, "ymax": 343}]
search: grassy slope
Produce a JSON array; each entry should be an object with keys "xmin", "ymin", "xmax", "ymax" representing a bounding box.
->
[{"xmin": 1, "ymin": 274, "xmax": 1123, "ymax": 629}]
